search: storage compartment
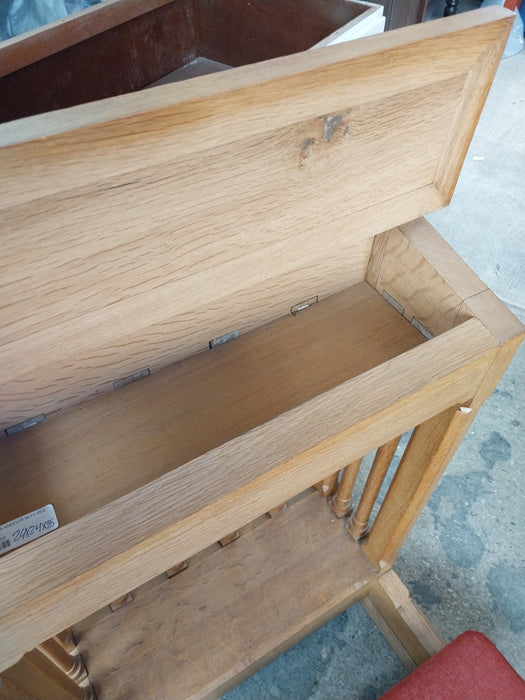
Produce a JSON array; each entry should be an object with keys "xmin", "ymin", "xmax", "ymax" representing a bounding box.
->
[
  {"xmin": 0, "ymin": 282, "xmax": 427, "ymax": 528},
  {"xmin": 0, "ymin": 264, "xmax": 501, "ymax": 699},
  {"xmin": 0, "ymin": 0, "xmax": 384, "ymax": 122},
  {"xmin": 1, "ymin": 9, "xmax": 522, "ymax": 700}
]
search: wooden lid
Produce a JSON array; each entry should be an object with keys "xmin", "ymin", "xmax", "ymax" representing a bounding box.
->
[{"xmin": 0, "ymin": 8, "xmax": 513, "ymax": 431}]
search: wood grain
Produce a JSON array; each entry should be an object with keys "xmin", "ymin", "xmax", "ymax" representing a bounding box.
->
[
  {"xmin": 0, "ymin": 318, "xmax": 498, "ymax": 671},
  {"xmin": 367, "ymin": 225, "xmax": 470, "ymax": 335},
  {"xmin": 73, "ymin": 491, "xmax": 377, "ymax": 700},
  {"xmin": 0, "ymin": 283, "xmax": 424, "ymax": 527},
  {"xmin": 361, "ymin": 569, "xmax": 445, "ymax": 670},
  {"xmin": 366, "ymin": 217, "xmax": 525, "ymax": 340},
  {"xmin": 0, "ymin": 649, "xmax": 87, "ymax": 700},
  {"xmin": 0, "ymin": 10, "xmax": 520, "ymax": 689},
  {"xmin": 0, "ymin": 9, "xmax": 514, "ymax": 430}
]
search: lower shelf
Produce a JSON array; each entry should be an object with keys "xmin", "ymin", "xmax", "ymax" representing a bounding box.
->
[{"xmin": 74, "ymin": 490, "xmax": 378, "ymax": 700}]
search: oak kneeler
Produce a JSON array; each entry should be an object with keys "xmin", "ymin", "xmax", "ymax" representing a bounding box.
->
[{"xmin": 0, "ymin": 5, "xmax": 523, "ymax": 699}]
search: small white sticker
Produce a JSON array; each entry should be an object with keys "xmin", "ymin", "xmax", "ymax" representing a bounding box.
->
[{"xmin": 0, "ymin": 504, "xmax": 58, "ymax": 554}]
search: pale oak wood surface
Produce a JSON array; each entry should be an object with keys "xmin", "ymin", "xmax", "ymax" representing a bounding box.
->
[
  {"xmin": 361, "ymin": 569, "xmax": 445, "ymax": 670},
  {"xmin": 0, "ymin": 283, "xmax": 425, "ymax": 528},
  {"xmin": 366, "ymin": 218, "xmax": 525, "ymax": 341},
  {"xmin": 0, "ymin": 10, "xmax": 514, "ymax": 431},
  {"xmin": 74, "ymin": 491, "xmax": 377, "ymax": 700},
  {"xmin": 0, "ymin": 316, "xmax": 497, "ymax": 671},
  {"xmin": 0, "ymin": 9, "xmax": 521, "ymax": 694}
]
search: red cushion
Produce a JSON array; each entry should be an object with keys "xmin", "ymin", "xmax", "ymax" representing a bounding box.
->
[{"xmin": 380, "ymin": 631, "xmax": 525, "ymax": 700}]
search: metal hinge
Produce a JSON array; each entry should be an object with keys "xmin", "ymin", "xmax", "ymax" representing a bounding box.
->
[
  {"xmin": 209, "ymin": 330, "xmax": 240, "ymax": 349},
  {"xmin": 113, "ymin": 368, "xmax": 150, "ymax": 390},
  {"xmin": 290, "ymin": 296, "xmax": 318, "ymax": 316},
  {"xmin": 5, "ymin": 414, "xmax": 46, "ymax": 436},
  {"xmin": 410, "ymin": 317, "xmax": 434, "ymax": 340},
  {"xmin": 381, "ymin": 289, "xmax": 405, "ymax": 316}
]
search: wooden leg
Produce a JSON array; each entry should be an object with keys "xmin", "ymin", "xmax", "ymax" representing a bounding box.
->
[
  {"xmin": 362, "ymin": 338, "xmax": 523, "ymax": 568},
  {"xmin": 348, "ymin": 436, "xmax": 401, "ymax": 540},
  {"xmin": 330, "ymin": 459, "xmax": 361, "ymax": 518},
  {"xmin": 1, "ymin": 648, "xmax": 90, "ymax": 700},
  {"xmin": 37, "ymin": 638, "xmax": 87, "ymax": 683},
  {"xmin": 361, "ymin": 569, "xmax": 445, "ymax": 669},
  {"xmin": 362, "ymin": 404, "xmax": 474, "ymax": 567}
]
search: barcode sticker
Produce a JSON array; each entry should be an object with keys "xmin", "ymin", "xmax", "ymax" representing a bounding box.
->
[{"xmin": 0, "ymin": 504, "xmax": 58, "ymax": 554}]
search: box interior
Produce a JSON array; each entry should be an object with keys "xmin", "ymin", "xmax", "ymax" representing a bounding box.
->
[
  {"xmin": 0, "ymin": 0, "xmax": 370, "ymax": 122},
  {"xmin": 0, "ymin": 280, "xmax": 428, "ymax": 528}
]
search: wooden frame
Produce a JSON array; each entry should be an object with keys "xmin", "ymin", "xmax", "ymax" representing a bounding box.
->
[
  {"xmin": 0, "ymin": 7, "xmax": 522, "ymax": 699},
  {"xmin": 0, "ymin": 0, "xmax": 384, "ymax": 122}
]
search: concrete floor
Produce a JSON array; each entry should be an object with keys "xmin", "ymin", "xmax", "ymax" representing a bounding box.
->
[{"xmin": 223, "ymin": 24, "xmax": 525, "ymax": 700}]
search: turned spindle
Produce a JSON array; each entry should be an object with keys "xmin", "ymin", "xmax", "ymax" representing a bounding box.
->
[
  {"xmin": 330, "ymin": 459, "xmax": 362, "ymax": 518},
  {"xmin": 38, "ymin": 638, "xmax": 87, "ymax": 684},
  {"xmin": 54, "ymin": 628, "xmax": 77, "ymax": 654},
  {"xmin": 348, "ymin": 436, "xmax": 401, "ymax": 540},
  {"xmin": 3, "ymin": 647, "xmax": 89, "ymax": 700}
]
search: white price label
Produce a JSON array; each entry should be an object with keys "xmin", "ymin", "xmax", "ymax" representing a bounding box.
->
[{"xmin": 0, "ymin": 504, "xmax": 58, "ymax": 554}]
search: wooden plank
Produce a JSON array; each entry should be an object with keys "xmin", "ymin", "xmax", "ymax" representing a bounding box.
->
[
  {"xmin": 0, "ymin": 239, "xmax": 371, "ymax": 432},
  {"xmin": 433, "ymin": 12, "xmax": 513, "ymax": 202},
  {"xmin": 0, "ymin": 318, "xmax": 498, "ymax": 671},
  {"xmin": 361, "ymin": 569, "xmax": 445, "ymax": 670},
  {"xmin": 366, "ymin": 225, "xmax": 471, "ymax": 335},
  {"xmin": 74, "ymin": 491, "xmax": 377, "ymax": 700},
  {"xmin": 363, "ymin": 404, "xmax": 476, "ymax": 567},
  {"xmin": 398, "ymin": 218, "xmax": 487, "ymax": 300},
  {"xmin": 362, "ymin": 334, "xmax": 524, "ymax": 568},
  {"xmin": 0, "ymin": 283, "xmax": 424, "ymax": 526},
  {"xmin": 366, "ymin": 218, "xmax": 525, "ymax": 340},
  {"xmin": 462, "ymin": 288, "xmax": 525, "ymax": 345},
  {"xmin": 0, "ymin": 0, "xmax": 178, "ymax": 77},
  {"xmin": 0, "ymin": 10, "xmax": 514, "ymax": 428}
]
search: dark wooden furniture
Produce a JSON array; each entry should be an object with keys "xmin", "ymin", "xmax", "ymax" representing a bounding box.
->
[{"xmin": 376, "ymin": 0, "xmax": 428, "ymax": 29}]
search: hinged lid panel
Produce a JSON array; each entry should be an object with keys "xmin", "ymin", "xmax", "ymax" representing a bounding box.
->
[{"xmin": 0, "ymin": 8, "xmax": 513, "ymax": 430}]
